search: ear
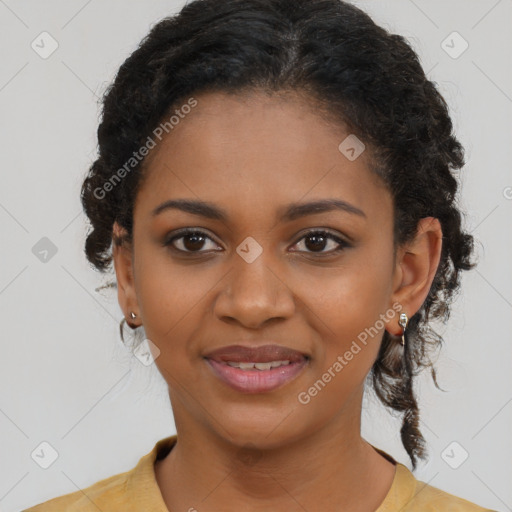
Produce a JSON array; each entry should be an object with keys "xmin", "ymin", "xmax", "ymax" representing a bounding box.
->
[
  {"xmin": 386, "ymin": 217, "xmax": 443, "ymax": 336},
  {"xmin": 112, "ymin": 221, "xmax": 140, "ymax": 327}
]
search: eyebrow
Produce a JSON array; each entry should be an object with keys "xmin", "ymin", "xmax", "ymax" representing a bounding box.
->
[{"xmin": 151, "ymin": 198, "xmax": 366, "ymax": 221}]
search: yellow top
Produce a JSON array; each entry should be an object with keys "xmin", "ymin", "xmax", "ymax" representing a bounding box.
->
[{"xmin": 24, "ymin": 435, "xmax": 495, "ymax": 511}]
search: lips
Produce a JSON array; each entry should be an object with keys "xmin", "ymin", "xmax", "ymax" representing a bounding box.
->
[
  {"xmin": 204, "ymin": 344, "xmax": 307, "ymax": 364},
  {"xmin": 204, "ymin": 344, "xmax": 309, "ymax": 393}
]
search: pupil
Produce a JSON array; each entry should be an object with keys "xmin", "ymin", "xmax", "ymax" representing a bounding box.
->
[
  {"xmin": 184, "ymin": 233, "xmax": 205, "ymax": 251},
  {"xmin": 305, "ymin": 234, "xmax": 326, "ymax": 252}
]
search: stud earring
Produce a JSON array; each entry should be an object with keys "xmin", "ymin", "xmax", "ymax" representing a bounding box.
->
[
  {"xmin": 126, "ymin": 311, "xmax": 138, "ymax": 329},
  {"xmin": 398, "ymin": 312, "xmax": 408, "ymax": 346}
]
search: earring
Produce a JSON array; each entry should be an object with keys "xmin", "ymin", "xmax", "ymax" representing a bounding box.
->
[
  {"xmin": 398, "ymin": 312, "xmax": 408, "ymax": 347},
  {"xmin": 126, "ymin": 312, "xmax": 138, "ymax": 329}
]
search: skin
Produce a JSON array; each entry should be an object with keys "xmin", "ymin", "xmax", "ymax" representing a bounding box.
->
[{"xmin": 112, "ymin": 90, "xmax": 442, "ymax": 511}]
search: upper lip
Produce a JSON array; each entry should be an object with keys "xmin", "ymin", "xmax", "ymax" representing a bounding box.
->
[{"xmin": 204, "ymin": 344, "xmax": 308, "ymax": 363}]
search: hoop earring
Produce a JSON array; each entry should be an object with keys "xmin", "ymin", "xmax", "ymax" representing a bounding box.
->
[
  {"xmin": 398, "ymin": 312, "xmax": 408, "ymax": 347},
  {"xmin": 119, "ymin": 318, "xmax": 127, "ymax": 344},
  {"xmin": 120, "ymin": 312, "xmax": 139, "ymax": 344}
]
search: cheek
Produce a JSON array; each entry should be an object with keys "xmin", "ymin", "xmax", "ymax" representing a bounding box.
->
[
  {"xmin": 296, "ymin": 283, "xmax": 388, "ymax": 420},
  {"xmin": 302, "ymin": 257, "xmax": 392, "ymax": 384},
  {"xmin": 132, "ymin": 246, "xmax": 210, "ymax": 347},
  {"xmin": 307, "ymin": 256, "xmax": 392, "ymax": 339}
]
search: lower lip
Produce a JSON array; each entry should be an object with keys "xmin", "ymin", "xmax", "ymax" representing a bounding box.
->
[{"xmin": 206, "ymin": 358, "xmax": 308, "ymax": 393}]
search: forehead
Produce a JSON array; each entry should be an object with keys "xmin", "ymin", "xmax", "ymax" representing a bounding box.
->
[{"xmin": 135, "ymin": 90, "xmax": 391, "ymax": 224}]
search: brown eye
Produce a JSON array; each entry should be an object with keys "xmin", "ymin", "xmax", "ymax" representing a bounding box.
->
[
  {"xmin": 164, "ymin": 229, "xmax": 220, "ymax": 253},
  {"xmin": 291, "ymin": 230, "xmax": 350, "ymax": 255}
]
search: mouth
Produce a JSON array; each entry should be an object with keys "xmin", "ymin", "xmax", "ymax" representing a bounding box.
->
[{"xmin": 204, "ymin": 344, "xmax": 309, "ymax": 394}]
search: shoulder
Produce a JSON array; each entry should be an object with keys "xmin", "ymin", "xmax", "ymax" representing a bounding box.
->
[
  {"xmin": 408, "ymin": 478, "xmax": 495, "ymax": 511},
  {"xmin": 384, "ymin": 463, "xmax": 497, "ymax": 512},
  {"xmin": 371, "ymin": 442, "xmax": 496, "ymax": 512},
  {"xmin": 22, "ymin": 470, "xmax": 131, "ymax": 511},
  {"xmin": 23, "ymin": 436, "xmax": 177, "ymax": 512}
]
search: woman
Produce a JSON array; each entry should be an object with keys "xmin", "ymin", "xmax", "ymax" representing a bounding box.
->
[{"xmin": 24, "ymin": 0, "xmax": 495, "ymax": 510}]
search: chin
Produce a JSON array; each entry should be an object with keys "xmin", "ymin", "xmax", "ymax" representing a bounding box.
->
[{"xmin": 208, "ymin": 403, "xmax": 312, "ymax": 451}]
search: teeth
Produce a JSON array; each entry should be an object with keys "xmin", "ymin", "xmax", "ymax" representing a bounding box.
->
[
  {"xmin": 239, "ymin": 362, "xmax": 257, "ymax": 370},
  {"xmin": 225, "ymin": 360, "xmax": 291, "ymax": 370},
  {"xmin": 254, "ymin": 362, "xmax": 272, "ymax": 370}
]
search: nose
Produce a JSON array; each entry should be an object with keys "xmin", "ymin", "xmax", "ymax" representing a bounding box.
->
[{"xmin": 213, "ymin": 249, "xmax": 295, "ymax": 329}]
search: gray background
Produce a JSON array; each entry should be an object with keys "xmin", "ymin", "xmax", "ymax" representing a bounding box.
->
[{"xmin": 0, "ymin": 1, "xmax": 510, "ymax": 511}]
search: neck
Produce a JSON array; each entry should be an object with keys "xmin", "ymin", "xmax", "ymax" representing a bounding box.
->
[{"xmin": 155, "ymin": 389, "xmax": 396, "ymax": 512}]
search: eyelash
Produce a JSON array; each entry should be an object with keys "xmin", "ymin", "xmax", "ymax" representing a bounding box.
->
[{"xmin": 163, "ymin": 228, "xmax": 351, "ymax": 256}]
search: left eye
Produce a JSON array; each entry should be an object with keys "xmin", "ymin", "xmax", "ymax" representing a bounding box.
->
[{"xmin": 291, "ymin": 230, "xmax": 350, "ymax": 255}]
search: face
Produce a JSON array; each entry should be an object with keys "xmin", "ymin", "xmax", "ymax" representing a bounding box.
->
[{"xmin": 114, "ymin": 90, "xmax": 403, "ymax": 449}]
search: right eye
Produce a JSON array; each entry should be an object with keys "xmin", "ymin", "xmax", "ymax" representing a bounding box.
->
[{"xmin": 164, "ymin": 228, "xmax": 222, "ymax": 254}]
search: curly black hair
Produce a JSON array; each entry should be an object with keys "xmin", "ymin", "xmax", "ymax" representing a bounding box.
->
[{"xmin": 81, "ymin": 0, "xmax": 477, "ymax": 469}]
